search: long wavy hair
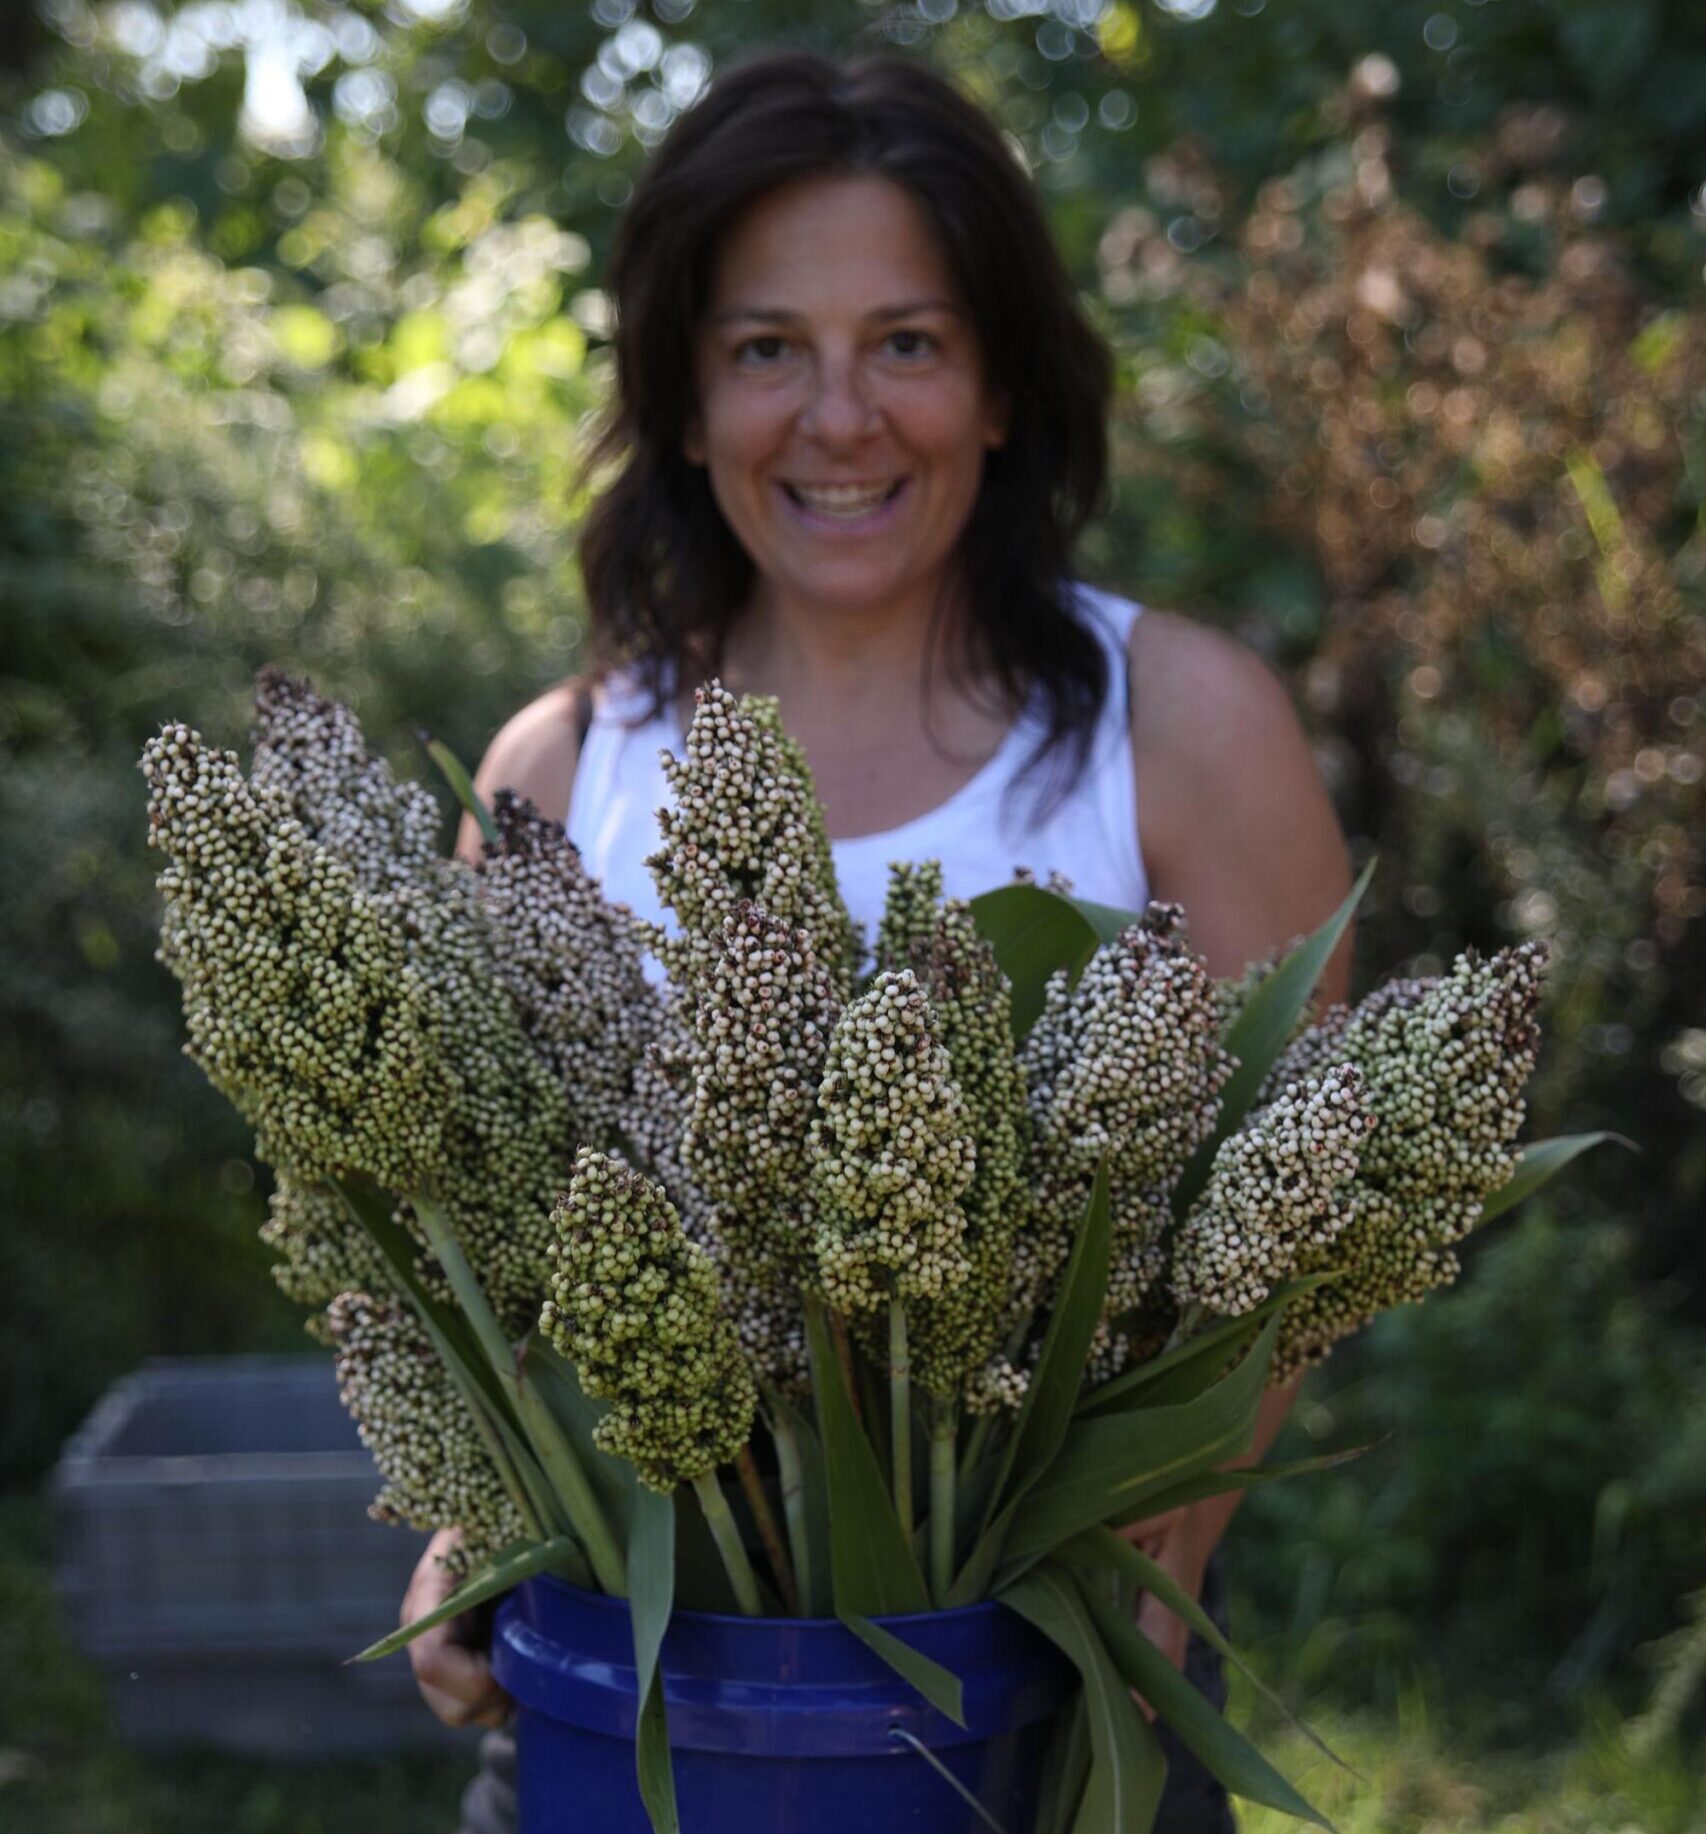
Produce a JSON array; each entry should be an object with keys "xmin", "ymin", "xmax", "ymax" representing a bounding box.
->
[{"xmin": 575, "ymin": 47, "xmax": 1116, "ymax": 810}]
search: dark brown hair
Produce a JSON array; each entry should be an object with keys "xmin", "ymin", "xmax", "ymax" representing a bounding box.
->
[{"xmin": 576, "ymin": 47, "xmax": 1116, "ymax": 808}]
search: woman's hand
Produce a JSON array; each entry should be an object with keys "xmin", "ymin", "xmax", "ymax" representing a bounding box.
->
[
  {"xmin": 1120, "ymin": 1505, "xmax": 1211, "ymax": 1722},
  {"xmin": 403, "ymin": 1526, "xmax": 513, "ymax": 1731}
]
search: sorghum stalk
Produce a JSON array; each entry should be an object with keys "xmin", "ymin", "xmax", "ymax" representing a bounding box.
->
[
  {"xmin": 769, "ymin": 1406, "xmax": 815, "ymax": 1615},
  {"xmin": 958, "ymin": 1412, "xmax": 996, "ymax": 1485},
  {"xmin": 890, "ymin": 1297, "xmax": 914, "ymax": 1541},
  {"xmin": 735, "ymin": 1445, "xmax": 799, "ymax": 1615},
  {"xmin": 414, "ymin": 1198, "xmax": 627, "ymax": 1596},
  {"xmin": 929, "ymin": 1396, "xmax": 958, "ymax": 1604},
  {"xmin": 691, "ymin": 1471, "xmax": 765, "ymax": 1617}
]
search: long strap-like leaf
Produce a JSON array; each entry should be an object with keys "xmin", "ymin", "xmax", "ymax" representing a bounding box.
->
[
  {"xmin": 1475, "ymin": 1131, "xmax": 1633, "ymax": 1224},
  {"xmin": 1075, "ymin": 1574, "xmax": 1335, "ymax": 1829},
  {"xmin": 418, "ymin": 728, "xmax": 498, "ymax": 847},
  {"xmin": 950, "ymin": 1163, "xmax": 1112, "ymax": 1604},
  {"xmin": 839, "ymin": 1612, "xmax": 967, "ymax": 1727},
  {"xmin": 997, "ymin": 1311, "xmax": 1282, "ymax": 1579},
  {"xmin": 630, "ymin": 1485, "xmax": 679, "ymax": 1834},
  {"xmin": 350, "ymin": 1536, "xmax": 581, "ymax": 1663},
  {"xmin": 1059, "ymin": 1528, "xmax": 1354, "ymax": 1777},
  {"xmin": 805, "ymin": 1299, "xmax": 931, "ymax": 1616},
  {"xmin": 1002, "ymin": 1567, "xmax": 1167, "ymax": 1834}
]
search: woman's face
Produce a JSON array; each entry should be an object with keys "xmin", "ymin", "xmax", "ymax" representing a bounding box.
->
[{"xmin": 684, "ymin": 173, "xmax": 1008, "ymax": 626}]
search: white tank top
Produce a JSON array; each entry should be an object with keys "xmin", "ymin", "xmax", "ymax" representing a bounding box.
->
[{"xmin": 566, "ymin": 580, "xmax": 1149, "ymax": 983}]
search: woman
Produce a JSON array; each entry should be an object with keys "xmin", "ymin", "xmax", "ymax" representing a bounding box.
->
[{"xmin": 406, "ymin": 47, "xmax": 1353, "ymax": 1833}]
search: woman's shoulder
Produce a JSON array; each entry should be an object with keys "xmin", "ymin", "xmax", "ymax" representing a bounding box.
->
[
  {"xmin": 457, "ymin": 678, "xmax": 590, "ymax": 862},
  {"xmin": 1125, "ymin": 607, "xmax": 1296, "ymax": 746},
  {"xmin": 1123, "ymin": 606, "xmax": 1337, "ymax": 886}
]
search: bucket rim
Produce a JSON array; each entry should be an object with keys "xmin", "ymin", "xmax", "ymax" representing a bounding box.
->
[{"xmin": 525, "ymin": 1567, "xmax": 1018, "ymax": 1631}]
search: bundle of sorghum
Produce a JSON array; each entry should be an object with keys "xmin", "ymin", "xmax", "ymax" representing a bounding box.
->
[{"xmin": 143, "ymin": 672, "xmax": 1573, "ymax": 1832}]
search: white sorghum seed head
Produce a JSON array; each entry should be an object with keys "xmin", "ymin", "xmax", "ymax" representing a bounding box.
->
[
  {"xmin": 809, "ymin": 969, "xmax": 976, "ymax": 1315},
  {"xmin": 543, "ymin": 1149, "xmax": 757, "ymax": 1492},
  {"xmin": 1268, "ymin": 941, "xmax": 1547, "ymax": 1380},
  {"xmin": 1169, "ymin": 1063, "xmax": 1375, "ymax": 1316}
]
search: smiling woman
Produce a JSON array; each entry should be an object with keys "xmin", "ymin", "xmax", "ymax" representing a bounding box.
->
[
  {"xmin": 682, "ymin": 175, "xmax": 1009, "ymax": 645},
  {"xmin": 408, "ymin": 45, "xmax": 1354, "ymax": 1834}
]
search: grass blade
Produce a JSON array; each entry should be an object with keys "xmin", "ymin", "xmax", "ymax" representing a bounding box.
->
[
  {"xmin": 1104, "ymin": 1444, "xmax": 1374, "ymax": 1532},
  {"xmin": 806, "ymin": 1300, "xmax": 931, "ymax": 1616},
  {"xmin": 1076, "ymin": 1577, "xmax": 1334, "ymax": 1828},
  {"xmin": 839, "ymin": 1611, "xmax": 967, "ymax": 1727},
  {"xmin": 951, "ymin": 1162, "xmax": 1112, "ymax": 1603},
  {"xmin": 418, "ymin": 728, "xmax": 497, "ymax": 846},
  {"xmin": 1060, "ymin": 1528, "xmax": 1354, "ymax": 1777},
  {"xmin": 998, "ymin": 1311, "xmax": 1281, "ymax": 1574},
  {"xmin": 768, "ymin": 1386, "xmax": 833, "ymax": 1616},
  {"xmin": 331, "ymin": 1176, "xmax": 572, "ymax": 1553},
  {"xmin": 1476, "ymin": 1131, "xmax": 1634, "ymax": 1224},
  {"xmin": 1083, "ymin": 1273, "xmax": 1340, "ymax": 1417},
  {"xmin": 1002, "ymin": 1567, "xmax": 1167, "ymax": 1834},
  {"xmin": 350, "ymin": 1536, "xmax": 581, "ymax": 1662},
  {"xmin": 630, "ymin": 1482, "xmax": 679, "ymax": 1834}
]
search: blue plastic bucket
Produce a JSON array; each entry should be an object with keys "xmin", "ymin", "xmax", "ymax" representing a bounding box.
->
[{"xmin": 492, "ymin": 1574, "xmax": 1076, "ymax": 1832}]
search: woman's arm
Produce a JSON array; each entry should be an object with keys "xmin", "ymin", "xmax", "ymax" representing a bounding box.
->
[
  {"xmin": 410, "ymin": 679, "xmax": 590, "ymax": 1727},
  {"xmin": 1123, "ymin": 610, "xmax": 1356, "ymax": 1677}
]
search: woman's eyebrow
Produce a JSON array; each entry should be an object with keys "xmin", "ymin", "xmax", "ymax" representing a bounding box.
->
[{"xmin": 709, "ymin": 298, "xmax": 962, "ymax": 326}]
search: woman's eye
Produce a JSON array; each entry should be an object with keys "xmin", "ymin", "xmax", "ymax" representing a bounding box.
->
[
  {"xmin": 735, "ymin": 336, "xmax": 788, "ymax": 365},
  {"xmin": 885, "ymin": 328, "xmax": 936, "ymax": 358}
]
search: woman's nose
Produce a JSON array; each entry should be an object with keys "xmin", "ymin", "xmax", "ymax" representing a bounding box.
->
[{"xmin": 797, "ymin": 356, "xmax": 882, "ymax": 444}]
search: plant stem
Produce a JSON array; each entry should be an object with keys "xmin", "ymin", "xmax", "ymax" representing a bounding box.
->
[
  {"xmin": 735, "ymin": 1444, "xmax": 799, "ymax": 1615},
  {"xmin": 1162, "ymin": 1300, "xmax": 1206, "ymax": 1355},
  {"xmin": 691, "ymin": 1471, "xmax": 764, "ymax": 1617},
  {"xmin": 769, "ymin": 1407, "xmax": 816, "ymax": 1615},
  {"xmin": 959, "ymin": 1307, "xmax": 1034, "ymax": 1481},
  {"xmin": 958, "ymin": 1410, "xmax": 997, "ymax": 1484},
  {"xmin": 889, "ymin": 1298, "xmax": 913, "ymax": 1542},
  {"xmin": 929, "ymin": 1395, "xmax": 958, "ymax": 1605},
  {"xmin": 414, "ymin": 1197, "xmax": 627, "ymax": 1597}
]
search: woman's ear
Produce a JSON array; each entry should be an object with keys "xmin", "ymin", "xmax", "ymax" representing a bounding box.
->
[
  {"xmin": 683, "ymin": 411, "xmax": 706, "ymax": 467},
  {"xmin": 983, "ymin": 384, "xmax": 1011, "ymax": 451}
]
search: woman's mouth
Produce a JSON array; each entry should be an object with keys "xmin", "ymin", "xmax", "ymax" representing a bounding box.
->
[{"xmin": 779, "ymin": 477, "xmax": 908, "ymax": 530}]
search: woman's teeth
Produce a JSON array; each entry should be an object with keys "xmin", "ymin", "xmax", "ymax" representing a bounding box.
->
[{"xmin": 785, "ymin": 480, "xmax": 903, "ymax": 516}]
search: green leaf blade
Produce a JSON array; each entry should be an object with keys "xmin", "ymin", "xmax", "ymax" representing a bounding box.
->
[
  {"xmin": 630, "ymin": 1483, "xmax": 679, "ymax": 1834},
  {"xmin": 1000, "ymin": 1311, "xmax": 1282, "ymax": 1573},
  {"xmin": 838, "ymin": 1612, "xmax": 967, "ymax": 1727},
  {"xmin": 1476, "ymin": 1131, "xmax": 1634, "ymax": 1224},
  {"xmin": 805, "ymin": 1301, "xmax": 931, "ymax": 1616},
  {"xmin": 951, "ymin": 1162, "xmax": 1112, "ymax": 1603},
  {"xmin": 966, "ymin": 883, "xmax": 1101, "ymax": 1040},
  {"xmin": 1002, "ymin": 1567, "xmax": 1167, "ymax": 1834},
  {"xmin": 1059, "ymin": 1529, "xmax": 1353, "ymax": 1777},
  {"xmin": 349, "ymin": 1536, "xmax": 581, "ymax": 1663},
  {"xmin": 1076, "ymin": 1580, "xmax": 1335, "ymax": 1829},
  {"xmin": 419, "ymin": 729, "xmax": 498, "ymax": 846}
]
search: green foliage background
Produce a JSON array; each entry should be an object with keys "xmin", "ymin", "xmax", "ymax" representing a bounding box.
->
[{"xmin": 3, "ymin": 0, "xmax": 1703, "ymax": 1795}]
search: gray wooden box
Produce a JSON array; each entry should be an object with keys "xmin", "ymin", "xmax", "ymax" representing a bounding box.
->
[{"xmin": 52, "ymin": 1354, "xmax": 478, "ymax": 1756}]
